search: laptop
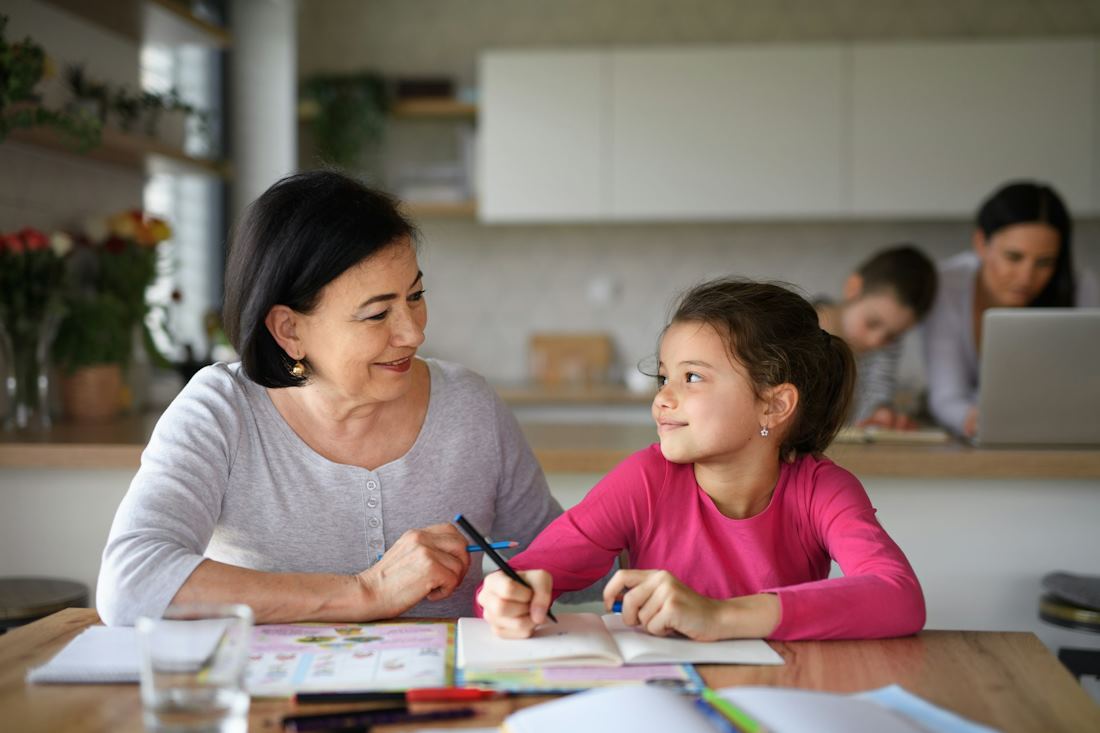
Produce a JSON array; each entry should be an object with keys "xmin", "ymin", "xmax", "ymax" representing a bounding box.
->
[{"xmin": 977, "ymin": 308, "xmax": 1100, "ymax": 446}]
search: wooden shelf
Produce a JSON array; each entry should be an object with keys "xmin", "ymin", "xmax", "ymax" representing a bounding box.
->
[
  {"xmin": 299, "ymin": 97, "xmax": 477, "ymax": 218},
  {"xmin": 41, "ymin": 0, "xmax": 231, "ymax": 48},
  {"xmin": 391, "ymin": 99, "xmax": 477, "ymax": 119},
  {"xmin": 298, "ymin": 98, "xmax": 477, "ymax": 122},
  {"xmin": 5, "ymin": 125, "xmax": 229, "ymax": 178},
  {"xmin": 401, "ymin": 199, "xmax": 478, "ymax": 218}
]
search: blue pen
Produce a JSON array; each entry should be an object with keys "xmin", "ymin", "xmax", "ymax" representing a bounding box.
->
[
  {"xmin": 611, "ymin": 600, "xmax": 623, "ymax": 613},
  {"xmin": 376, "ymin": 540, "xmax": 517, "ymax": 561}
]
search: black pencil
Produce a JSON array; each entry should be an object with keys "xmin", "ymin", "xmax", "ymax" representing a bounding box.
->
[{"xmin": 453, "ymin": 513, "xmax": 557, "ymax": 623}]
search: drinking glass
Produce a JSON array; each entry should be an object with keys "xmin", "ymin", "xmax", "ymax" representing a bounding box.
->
[{"xmin": 136, "ymin": 603, "xmax": 253, "ymax": 732}]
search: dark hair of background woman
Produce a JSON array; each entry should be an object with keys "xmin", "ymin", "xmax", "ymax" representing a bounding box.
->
[
  {"xmin": 976, "ymin": 181, "xmax": 1076, "ymax": 308},
  {"xmin": 223, "ymin": 170, "xmax": 418, "ymax": 388},
  {"xmin": 665, "ymin": 279, "xmax": 856, "ymax": 461}
]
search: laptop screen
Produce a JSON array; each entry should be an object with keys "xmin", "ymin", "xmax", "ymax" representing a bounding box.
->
[{"xmin": 976, "ymin": 308, "xmax": 1100, "ymax": 446}]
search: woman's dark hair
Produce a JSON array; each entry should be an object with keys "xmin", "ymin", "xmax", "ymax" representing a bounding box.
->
[
  {"xmin": 856, "ymin": 244, "xmax": 938, "ymax": 319},
  {"xmin": 976, "ymin": 181, "xmax": 1075, "ymax": 307},
  {"xmin": 667, "ymin": 279, "xmax": 856, "ymax": 460},
  {"xmin": 223, "ymin": 170, "xmax": 418, "ymax": 387}
]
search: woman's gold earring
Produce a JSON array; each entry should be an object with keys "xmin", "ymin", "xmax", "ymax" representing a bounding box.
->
[{"xmin": 290, "ymin": 360, "xmax": 306, "ymax": 378}]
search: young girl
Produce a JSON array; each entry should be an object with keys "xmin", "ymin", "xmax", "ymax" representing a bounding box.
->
[{"xmin": 477, "ymin": 279, "xmax": 925, "ymax": 641}]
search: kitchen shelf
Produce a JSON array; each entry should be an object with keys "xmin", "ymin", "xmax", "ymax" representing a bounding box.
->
[
  {"xmin": 6, "ymin": 125, "xmax": 229, "ymax": 179},
  {"xmin": 299, "ymin": 97, "xmax": 478, "ymax": 219},
  {"xmin": 298, "ymin": 98, "xmax": 477, "ymax": 122},
  {"xmin": 391, "ymin": 99, "xmax": 477, "ymax": 119},
  {"xmin": 41, "ymin": 0, "xmax": 231, "ymax": 48}
]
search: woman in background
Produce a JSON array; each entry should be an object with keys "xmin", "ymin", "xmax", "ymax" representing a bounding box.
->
[{"xmin": 923, "ymin": 181, "xmax": 1099, "ymax": 438}]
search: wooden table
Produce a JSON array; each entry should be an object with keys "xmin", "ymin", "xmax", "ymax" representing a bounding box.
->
[{"xmin": 3, "ymin": 609, "xmax": 1098, "ymax": 732}]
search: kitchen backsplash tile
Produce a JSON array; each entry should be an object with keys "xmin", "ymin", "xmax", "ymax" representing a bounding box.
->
[{"xmin": 416, "ymin": 218, "xmax": 1100, "ymax": 390}]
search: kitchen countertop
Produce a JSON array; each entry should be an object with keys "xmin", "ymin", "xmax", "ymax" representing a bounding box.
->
[
  {"xmin": 492, "ymin": 382, "xmax": 654, "ymax": 405},
  {"xmin": 2, "ymin": 414, "xmax": 1099, "ymax": 478}
]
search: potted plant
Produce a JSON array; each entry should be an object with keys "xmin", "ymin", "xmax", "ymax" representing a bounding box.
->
[
  {"xmin": 300, "ymin": 72, "xmax": 388, "ymax": 168},
  {"xmin": 52, "ymin": 292, "xmax": 130, "ymax": 421},
  {"xmin": 111, "ymin": 86, "xmax": 142, "ymax": 133},
  {"xmin": 62, "ymin": 63, "xmax": 109, "ymax": 124},
  {"xmin": 74, "ymin": 210, "xmax": 174, "ymax": 414},
  {"xmin": 0, "ymin": 16, "xmax": 101, "ymax": 150}
]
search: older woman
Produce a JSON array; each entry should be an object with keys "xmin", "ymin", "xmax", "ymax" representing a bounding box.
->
[
  {"xmin": 923, "ymin": 181, "xmax": 1099, "ymax": 438},
  {"xmin": 96, "ymin": 171, "xmax": 563, "ymax": 625}
]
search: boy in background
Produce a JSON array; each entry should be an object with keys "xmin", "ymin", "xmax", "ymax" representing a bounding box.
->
[{"xmin": 816, "ymin": 245, "xmax": 938, "ymax": 428}]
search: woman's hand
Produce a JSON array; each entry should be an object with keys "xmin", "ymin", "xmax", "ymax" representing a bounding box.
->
[
  {"xmin": 357, "ymin": 523, "xmax": 470, "ymax": 618},
  {"xmin": 859, "ymin": 406, "xmax": 916, "ymax": 430},
  {"xmin": 603, "ymin": 569, "xmax": 780, "ymax": 641},
  {"xmin": 477, "ymin": 569, "xmax": 553, "ymax": 639}
]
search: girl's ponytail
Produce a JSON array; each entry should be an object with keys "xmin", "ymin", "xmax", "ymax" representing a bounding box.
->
[{"xmin": 782, "ymin": 330, "xmax": 856, "ymax": 459}]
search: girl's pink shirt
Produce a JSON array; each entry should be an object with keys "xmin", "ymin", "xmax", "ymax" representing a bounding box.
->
[{"xmin": 490, "ymin": 445, "xmax": 925, "ymax": 640}]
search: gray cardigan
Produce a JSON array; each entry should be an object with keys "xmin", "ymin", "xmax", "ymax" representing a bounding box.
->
[
  {"xmin": 922, "ymin": 251, "xmax": 1100, "ymax": 435},
  {"xmin": 96, "ymin": 359, "xmax": 562, "ymax": 625}
]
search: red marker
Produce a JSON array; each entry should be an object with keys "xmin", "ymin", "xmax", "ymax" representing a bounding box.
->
[{"xmin": 406, "ymin": 687, "xmax": 505, "ymax": 702}]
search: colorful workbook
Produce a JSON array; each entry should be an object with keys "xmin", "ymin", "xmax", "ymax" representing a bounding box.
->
[
  {"xmin": 458, "ymin": 613, "xmax": 784, "ymax": 669},
  {"xmin": 28, "ymin": 620, "xmax": 454, "ymax": 696},
  {"xmin": 244, "ymin": 622, "xmax": 453, "ymax": 697}
]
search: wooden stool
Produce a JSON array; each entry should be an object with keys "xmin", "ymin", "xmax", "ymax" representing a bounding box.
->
[
  {"xmin": 0, "ymin": 577, "xmax": 89, "ymax": 633},
  {"xmin": 1039, "ymin": 592, "xmax": 1100, "ymax": 681}
]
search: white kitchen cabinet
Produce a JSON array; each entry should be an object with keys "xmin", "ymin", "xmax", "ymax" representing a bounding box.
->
[
  {"xmin": 478, "ymin": 51, "xmax": 607, "ymax": 221},
  {"xmin": 851, "ymin": 39, "xmax": 1098, "ymax": 217},
  {"xmin": 610, "ymin": 45, "xmax": 846, "ymax": 219},
  {"xmin": 478, "ymin": 39, "xmax": 1098, "ymax": 222}
]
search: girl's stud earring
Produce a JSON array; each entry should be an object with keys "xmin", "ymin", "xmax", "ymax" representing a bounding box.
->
[
  {"xmin": 290, "ymin": 360, "xmax": 306, "ymax": 378},
  {"xmin": 759, "ymin": 425, "xmax": 769, "ymax": 437}
]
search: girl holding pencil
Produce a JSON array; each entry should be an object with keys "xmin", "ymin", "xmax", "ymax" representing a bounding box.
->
[{"xmin": 477, "ymin": 279, "xmax": 925, "ymax": 641}]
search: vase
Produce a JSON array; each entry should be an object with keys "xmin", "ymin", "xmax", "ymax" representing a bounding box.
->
[
  {"xmin": 125, "ymin": 322, "xmax": 153, "ymax": 414},
  {"xmin": 60, "ymin": 364, "xmax": 123, "ymax": 422},
  {"xmin": 0, "ymin": 312, "xmax": 60, "ymax": 431}
]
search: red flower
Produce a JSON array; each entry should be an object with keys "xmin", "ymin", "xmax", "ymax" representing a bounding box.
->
[
  {"xmin": 18, "ymin": 228, "xmax": 49, "ymax": 251},
  {"xmin": 103, "ymin": 235, "xmax": 127, "ymax": 254},
  {"xmin": 1, "ymin": 233, "xmax": 25, "ymax": 254}
]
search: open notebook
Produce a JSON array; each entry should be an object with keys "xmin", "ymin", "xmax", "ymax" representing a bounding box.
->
[
  {"xmin": 457, "ymin": 613, "xmax": 784, "ymax": 670},
  {"xmin": 503, "ymin": 683, "xmax": 999, "ymax": 733}
]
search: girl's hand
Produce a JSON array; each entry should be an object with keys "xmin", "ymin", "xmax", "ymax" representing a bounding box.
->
[
  {"xmin": 358, "ymin": 523, "xmax": 470, "ymax": 618},
  {"xmin": 603, "ymin": 569, "xmax": 781, "ymax": 641},
  {"xmin": 477, "ymin": 569, "xmax": 553, "ymax": 639}
]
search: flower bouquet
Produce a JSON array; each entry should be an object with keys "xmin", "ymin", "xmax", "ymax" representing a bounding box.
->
[
  {"xmin": 0, "ymin": 228, "xmax": 72, "ymax": 429},
  {"xmin": 52, "ymin": 210, "xmax": 173, "ymax": 418}
]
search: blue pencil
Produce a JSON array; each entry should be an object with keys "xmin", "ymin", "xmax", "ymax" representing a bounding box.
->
[
  {"xmin": 376, "ymin": 540, "xmax": 518, "ymax": 561},
  {"xmin": 469, "ymin": 541, "xmax": 519, "ymax": 552}
]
